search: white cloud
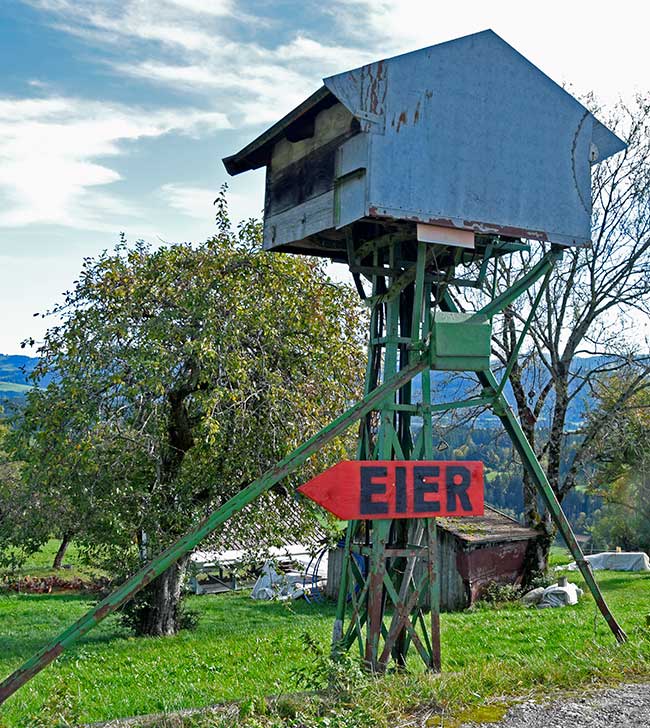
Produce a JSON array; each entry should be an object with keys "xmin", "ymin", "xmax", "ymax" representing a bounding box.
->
[
  {"xmin": 324, "ymin": 0, "xmax": 650, "ymax": 105},
  {"xmin": 27, "ymin": 0, "xmax": 234, "ymax": 53},
  {"xmin": 159, "ymin": 182, "xmax": 262, "ymax": 227},
  {"xmin": 26, "ymin": 0, "xmax": 650, "ymax": 114},
  {"xmin": 16, "ymin": 0, "xmax": 646, "ymax": 237},
  {"xmin": 0, "ymin": 95, "xmax": 230, "ymax": 230},
  {"xmin": 166, "ymin": 0, "xmax": 233, "ymax": 16},
  {"xmin": 159, "ymin": 183, "xmax": 215, "ymax": 220},
  {"xmin": 25, "ymin": 0, "xmax": 374, "ymax": 127}
]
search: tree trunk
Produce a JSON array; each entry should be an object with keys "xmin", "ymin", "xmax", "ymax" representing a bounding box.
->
[
  {"xmin": 131, "ymin": 376, "xmax": 196, "ymax": 637},
  {"xmin": 507, "ymin": 356, "xmax": 559, "ymax": 579},
  {"xmin": 522, "ymin": 515, "xmax": 554, "ymax": 586},
  {"xmin": 132, "ymin": 554, "xmax": 191, "ymax": 637},
  {"xmin": 52, "ymin": 533, "xmax": 71, "ymax": 570}
]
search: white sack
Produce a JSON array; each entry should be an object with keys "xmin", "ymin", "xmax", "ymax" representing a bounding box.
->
[
  {"xmin": 521, "ymin": 586, "xmax": 546, "ymax": 606},
  {"xmin": 537, "ymin": 582, "xmax": 583, "ymax": 609},
  {"xmin": 251, "ymin": 560, "xmax": 304, "ymax": 601}
]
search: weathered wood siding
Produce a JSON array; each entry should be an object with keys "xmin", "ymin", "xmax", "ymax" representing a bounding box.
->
[
  {"xmin": 326, "ymin": 526, "xmax": 533, "ymax": 611},
  {"xmin": 263, "ymin": 102, "xmax": 361, "ymax": 250}
]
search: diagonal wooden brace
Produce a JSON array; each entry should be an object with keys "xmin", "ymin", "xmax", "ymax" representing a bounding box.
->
[
  {"xmin": 0, "ymin": 355, "xmax": 430, "ymax": 707},
  {"xmin": 442, "ymin": 293, "xmax": 627, "ymax": 644}
]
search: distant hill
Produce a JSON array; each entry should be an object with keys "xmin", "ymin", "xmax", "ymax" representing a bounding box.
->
[
  {"xmin": 1, "ymin": 352, "xmax": 608, "ymax": 417},
  {"xmin": 0, "ymin": 353, "xmax": 54, "ymax": 402},
  {"xmin": 408, "ymin": 355, "xmax": 614, "ymax": 428}
]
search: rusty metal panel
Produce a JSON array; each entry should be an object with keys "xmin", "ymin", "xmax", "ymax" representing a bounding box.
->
[
  {"xmin": 227, "ymin": 31, "xmax": 627, "ymax": 255},
  {"xmin": 324, "ymin": 59, "xmax": 387, "ymax": 134},
  {"xmin": 324, "ymin": 30, "xmax": 624, "ymax": 247},
  {"xmin": 464, "ymin": 541, "xmax": 530, "ymax": 603}
]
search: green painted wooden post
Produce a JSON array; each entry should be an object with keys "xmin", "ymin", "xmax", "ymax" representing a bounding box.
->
[
  {"xmin": 0, "ymin": 355, "xmax": 428, "ymax": 707},
  {"xmin": 365, "ymin": 242, "xmax": 400, "ymax": 669},
  {"xmin": 335, "ymin": 239, "xmax": 442, "ymax": 672},
  {"xmin": 441, "ymin": 292, "xmax": 627, "ymax": 644}
]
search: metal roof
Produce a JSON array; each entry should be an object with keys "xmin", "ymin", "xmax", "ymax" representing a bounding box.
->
[
  {"xmin": 223, "ymin": 29, "xmax": 625, "ymax": 179},
  {"xmin": 223, "ymin": 86, "xmax": 335, "ymax": 175}
]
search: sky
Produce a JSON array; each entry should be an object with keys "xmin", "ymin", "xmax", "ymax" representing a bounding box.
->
[{"xmin": 1, "ymin": 0, "xmax": 649, "ymax": 354}]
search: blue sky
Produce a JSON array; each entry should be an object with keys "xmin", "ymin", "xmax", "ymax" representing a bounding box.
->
[{"xmin": 1, "ymin": 0, "xmax": 648, "ymax": 354}]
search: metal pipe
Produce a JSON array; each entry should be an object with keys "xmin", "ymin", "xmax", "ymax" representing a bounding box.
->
[{"xmin": 470, "ymin": 249, "xmax": 561, "ymax": 321}]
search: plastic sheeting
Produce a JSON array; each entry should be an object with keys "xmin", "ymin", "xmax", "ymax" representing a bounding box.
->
[
  {"xmin": 250, "ymin": 560, "xmax": 305, "ymax": 601},
  {"xmin": 564, "ymin": 551, "xmax": 650, "ymax": 572},
  {"xmin": 537, "ymin": 582, "xmax": 583, "ymax": 608},
  {"xmin": 521, "ymin": 582, "xmax": 583, "ymax": 608}
]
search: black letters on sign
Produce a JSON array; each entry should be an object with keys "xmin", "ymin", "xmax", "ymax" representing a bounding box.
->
[
  {"xmin": 413, "ymin": 466, "xmax": 441, "ymax": 514},
  {"xmin": 360, "ymin": 466, "xmax": 389, "ymax": 515},
  {"xmin": 446, "ymin": 465, "xmax": 472, "ymax": 512}
]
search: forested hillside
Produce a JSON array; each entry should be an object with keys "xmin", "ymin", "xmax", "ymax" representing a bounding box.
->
[
  {"xmin": 0, "ymin": 354, "xmax": 54, "ymax": 401},
  {"xmin": 0, "ymin": 353, "xmax": 600, "ymax": 531}
]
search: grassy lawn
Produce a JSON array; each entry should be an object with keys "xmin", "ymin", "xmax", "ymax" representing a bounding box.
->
[
  {"xmin": 1, "ymin": 540, "xmax": 107, "ymax": 589},
  {"xmin": 0, "ymin": 592, "xmax": 337, "ymax": 725},
  {"xmin": 0, "ymin": 547, "xmax": 648, "ymax": 726}
]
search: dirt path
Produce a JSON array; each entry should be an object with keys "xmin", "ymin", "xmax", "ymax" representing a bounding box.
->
[{"xmin": 462, "ymin": 684, "xmax": 650, "ymax": 728}]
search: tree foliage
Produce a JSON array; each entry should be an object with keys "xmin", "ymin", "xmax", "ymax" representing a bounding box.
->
[
  {"xmin": 0, "ymin": 414, "xmax": 27, "ymax": 568},
  {"xmin": 3, "ymin": 195, "xmax": 366, "ymax": 633},
  {"xmin": 587, "ymin": 375, "xmax": 650, "ymax": 553},
  {"xmin": 453, "ymin": 94, "xmax": 650, "ymax": 570}
]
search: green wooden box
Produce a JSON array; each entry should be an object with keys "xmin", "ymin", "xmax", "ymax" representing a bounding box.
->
[{"xmin": 430, "ymin": 312, "xmax": 492, "ymax": 371}]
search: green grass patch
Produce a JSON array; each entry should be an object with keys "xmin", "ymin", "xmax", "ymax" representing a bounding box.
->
[
  {"xmin": 549, "ymin": 545, "xmax": 573, "ymax": 567},
  {"xmin": 0, "ymin": 563, "xmax": 648, "ymax": 726},
  {"xmin": 0, "ymin": 593, "xmax": 338, "ymax": 726},
  {"xmin": 1, "ymin": 539, "xmax": 108, "ymax": 588}
]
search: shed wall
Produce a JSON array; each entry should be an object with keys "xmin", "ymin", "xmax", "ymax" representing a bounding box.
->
[{"xmin": 326, "ymin": 530, "xmax": 533, "ymax": 611}]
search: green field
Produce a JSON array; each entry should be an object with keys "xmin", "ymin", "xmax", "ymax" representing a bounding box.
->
[
  {"xmin": 0, "ymin": 540, "xmax": 107, "ymax": 588},
  {"xmin": 0, "ymin": 548, "xmax": 648, "ymax": 727}
]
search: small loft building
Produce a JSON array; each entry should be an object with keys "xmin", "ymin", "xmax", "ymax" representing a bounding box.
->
[
  {"xmin": 326, "ymin": 506, "xmax": 539, "ymax": 611},
  {"xmin": 224, "ymin": 29, "xmax": 625, "ymax": 260}
]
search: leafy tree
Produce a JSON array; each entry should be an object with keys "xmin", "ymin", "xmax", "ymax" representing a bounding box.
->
[
  {"xmin": 586, "ymin": 374, "xmax": 650, "ymax": 553},
  {"xmin": 0, "ymin": 402, "xmax": 84, "ymax": 571},
  {"xmin": 6, "ymin": 194, "xmax": 366, "ymax": 635},
  {"xmin": 0, "ymin": 414, "xmax": 26, "ymax": 568}
]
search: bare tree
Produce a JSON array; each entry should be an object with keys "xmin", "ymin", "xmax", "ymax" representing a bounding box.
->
[{"xmin": 463, "ymin": 95, "xmax": 650, "ymax": 572}]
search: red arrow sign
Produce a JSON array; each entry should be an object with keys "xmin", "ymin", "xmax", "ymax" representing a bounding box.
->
[{"xmin": 298, "ymin": 461, "xmax": 484, "ymax": 520}]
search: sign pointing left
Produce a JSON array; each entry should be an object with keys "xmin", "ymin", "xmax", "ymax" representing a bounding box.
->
[{"xmin": 298, "ymin": 460, "xmax": 484, "ymax": 520}]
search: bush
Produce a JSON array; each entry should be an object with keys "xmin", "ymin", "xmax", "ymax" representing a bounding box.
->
[
  {"xmin": 482, "ymin": 581, "xmax": 522, "ymax": 604},
  {"xmin": 526, "ymin": 570, "xmax": 555, "ymax": 590},
  {"xmin": 290, "ymin": 631, "xmax": 366, "ymax": 695}
]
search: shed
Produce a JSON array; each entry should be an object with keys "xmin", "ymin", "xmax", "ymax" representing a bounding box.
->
[
  {"xmin": 325, "ymin": 506, "xmax": 538, "ymax": 611},
  {"xmin": 223, "ymin": 30, "xmax": 625, "ymax": 259}
]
